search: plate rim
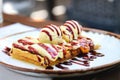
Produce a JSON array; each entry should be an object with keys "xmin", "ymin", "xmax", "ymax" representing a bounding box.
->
[
  {"xmin": 0, "ymin": 27, "xmax": 120, "ymax": 74},
  {"xmin": 0, "ymin": 58, "xmax": 120, "ymax": 74}
]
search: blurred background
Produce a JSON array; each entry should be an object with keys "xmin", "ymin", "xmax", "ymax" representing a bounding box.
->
[{"xmin": 3, "ymin": 0, "xmax": 120, "ymax": 33}]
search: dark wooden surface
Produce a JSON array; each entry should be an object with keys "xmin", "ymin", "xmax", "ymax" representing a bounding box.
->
[
  {"xmin": 1, "ymin": 13, "xmax": 63, "ymax": 28},
  {"xmin": 0, "ymin": 13, "xmax": 120, "ymax": 80}
]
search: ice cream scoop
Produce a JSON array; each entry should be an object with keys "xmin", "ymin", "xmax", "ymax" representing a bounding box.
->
[
  {"xmin": 39, "ymin": 24, "xmax": 64, "ymax": 44},
  {"xmin": 60, "ymin": 20, "xmax": 82, "ymax": 42}
]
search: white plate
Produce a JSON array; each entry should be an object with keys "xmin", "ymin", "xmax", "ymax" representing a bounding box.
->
[{"xmin": 0, "ymin": 28, "xmax": 120, "ymax": 77}]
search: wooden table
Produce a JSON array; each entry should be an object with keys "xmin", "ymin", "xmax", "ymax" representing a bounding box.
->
[
  {"xmin": 0, "ymin": 13, "xmax": 120, "ymax": 80},
  {"xmin": 1, "ymin": 13, "xmax": 63, "ymax": 28}
]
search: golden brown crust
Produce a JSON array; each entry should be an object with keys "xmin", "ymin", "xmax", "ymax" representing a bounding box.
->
[
  {"xmin": 10, "ymin": 36, "xmax": 95, "ymax": 68},
  {"xmin": 10, "ymin": 47, "xmax": 81, "ymax": 67},
  {"xmin": 10, "ymin": 48, "xmax": 46, "ymax": 66}
]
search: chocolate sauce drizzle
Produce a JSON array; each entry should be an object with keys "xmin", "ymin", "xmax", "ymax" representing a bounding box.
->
[
  {"xmin": 55, "ymin": 64, "xmax": 69, "ymax": 70},
  {"xmin": 46, "ymin": 51, "xmax": 104, "ymax": 70},
  {"xmin": 42, "ymin": 30, "xmax": 52, "ymax": 41},
  {"xmin": 3, "ymin": 47, "xmax": 104, "ymax": 70},
  {"xmin": 2, "ymin": 47, "xmax": 11, "ymax": 56}
]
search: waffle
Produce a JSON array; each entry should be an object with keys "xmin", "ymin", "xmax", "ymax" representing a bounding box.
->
[
  {"xmin": 9, "ymin": 20, "xmax": 96, "ymax": 68},
  {"xmin": 10, "ymin": 36, "xmax": 94, "ymax": 67}
]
